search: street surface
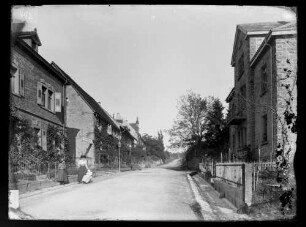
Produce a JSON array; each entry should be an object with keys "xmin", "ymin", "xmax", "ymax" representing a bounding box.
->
[{"xmin": 19, "ymin": 159, "xmax": 198, "ymax": 220}]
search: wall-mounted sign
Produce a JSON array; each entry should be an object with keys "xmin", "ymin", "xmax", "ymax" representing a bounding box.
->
[{"xmin": 82, "ymin": 137, "xmax": 93, "ymax": 144}]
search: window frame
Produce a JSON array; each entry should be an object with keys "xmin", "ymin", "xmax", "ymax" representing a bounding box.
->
[
  {"xmin": 260, "ymin": 63, "xmax": 268, "ymax": 96},
  {"xmin": 11, "ymin": 67, "xmax": 20, "ymax": 96},
  {"xmin": 38, "ymin": 82, "xmax": 56, "ymax": 113},
  {"xmin": 33, "ymin": 127, "xmax": 42, "ymax": 149}
]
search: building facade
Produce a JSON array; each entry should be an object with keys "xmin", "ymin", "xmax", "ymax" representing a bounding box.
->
[
  {"xmin": 226, "ymin": 21, "xmax": 297, "ymax": 162},
  {"xmin": 51, "ymin": 62, "xmax": 123, "ymax": 167},
  {"xmin": 11, "ymin": 28, "xmax": 67, "ymax": 153},
  {"xmin": 250, "ymin": 22, "xmax": 297, "ymax": 162}
]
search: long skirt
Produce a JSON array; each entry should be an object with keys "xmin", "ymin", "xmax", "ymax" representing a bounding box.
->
[
  {"xmin": 58, "ymin": 169, "xmax": 69, "ymax": 184},
  {"xmin": 77, "ymin": 166, "xmax": 87, "ymax": 183}
]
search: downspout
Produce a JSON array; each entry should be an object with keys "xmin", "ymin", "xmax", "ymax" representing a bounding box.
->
[
  {"xmin": 265, "ymin": 40, "xmax": 274, "ymax": 162},
  {"xmin": 62, "ymin": 80, "xmax": 68, "ymax": 159}
]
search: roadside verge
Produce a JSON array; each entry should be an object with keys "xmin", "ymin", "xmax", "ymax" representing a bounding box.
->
[{"xmin": 186, "ymin": 172, "xmax": 251, "ymax": 221}]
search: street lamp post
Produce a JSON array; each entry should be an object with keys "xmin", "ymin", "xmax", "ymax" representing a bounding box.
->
[
  {"xmin": 118, "ymin": 133, "xmax": 122, "ymax": 173},
  {"xmin": 129, "ymin": 143, "xmax": 132, "ymax": 170}
]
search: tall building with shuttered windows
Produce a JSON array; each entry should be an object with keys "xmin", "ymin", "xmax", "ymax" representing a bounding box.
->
[{"xmin": 10, "ymin": 25, "xmax": 67, "ymax": 152}]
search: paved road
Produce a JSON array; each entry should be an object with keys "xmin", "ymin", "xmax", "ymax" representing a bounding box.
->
[{"xmin": 19, "ymin": 159, "xmax": 198, "ymax": 220}]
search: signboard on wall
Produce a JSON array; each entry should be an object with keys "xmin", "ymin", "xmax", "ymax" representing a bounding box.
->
[{"xmin": 82, "ymin": 137, "xmax": 93, "ymax": 144}]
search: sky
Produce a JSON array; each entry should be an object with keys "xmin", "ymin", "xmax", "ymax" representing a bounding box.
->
[{"xmin": 12, "ymin": 5, "xmax": 296, "ymax": 152}]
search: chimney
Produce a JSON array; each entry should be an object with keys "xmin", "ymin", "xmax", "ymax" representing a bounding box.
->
[
  {"xmin": 18, "ymin": 27, "xmax": 42, "ymax": 53},
  {"xmin": 115, "ymin": 113, "xmax": 123, "ymax": 124}
]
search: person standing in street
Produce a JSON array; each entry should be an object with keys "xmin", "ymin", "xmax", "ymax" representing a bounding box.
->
[
  {"xmin": 57, "ymin": 158, "xmax": 69, "ymax": 185},
  {"xmin": 77, "ymin": 155, "xmax": 88, "ymax": 183}
]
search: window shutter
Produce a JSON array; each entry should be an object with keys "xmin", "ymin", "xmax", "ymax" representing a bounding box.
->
[
  {"xmin": 37, "ymin": 128, "xmax": 42, "ymax": 147},
  {"xmin": 19, "ymin": 70, "xmax": 25, "ymax": 96},
  {"xmin": 55, "ymin": 92, "xmax": 61, "ymax": 112},
  {"xmin": 51, "ymin": 91, "xmax": 55, "ymax": 112},
  {"xmin": 13, "ymin": 70, "xmax": 20, "ymax": 95},
  {"xmin": 41, "ymin": 128, "xmax": 47, "ymax": 151},
  {"xmin": 37, "ymin": 82, "xmax": 42, "ymax": 104},
  {"xmin": 11, "ymin": 76, "xmax": 15, "ymax": 93}
]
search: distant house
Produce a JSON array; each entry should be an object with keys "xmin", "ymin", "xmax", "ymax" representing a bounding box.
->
[
  {"xmin": 11, "ymin": 27, "xmax": 67, "ymax": 152},
  {"xmin": 226, "ymin": 21, "xmax": 297, "ymax": 162},
  {"xmin": 51, "ymin": 62, "xmax": 121, "ymax": 167},
  {"xmin": 130, "ymin": 117, "xmax": 146, "ymax": 148},
  {"xmin": 114, "ymin": 113, "xmax": 139, "ymax": 164}
]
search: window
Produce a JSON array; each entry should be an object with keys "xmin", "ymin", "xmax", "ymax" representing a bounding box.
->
[
  {"xmin": 261, "ymin": 63, "xmax": 268, "ymax": 95},
  {"xmin": 37, "ymin": 82, "xmax": 57, "ymax": 112},
  {"xmin": 33, "ymin": 127, "xmax": 41, "ymax": 148},
  {"xmin": 238, "ymin": 53, "xmax": 244, "ymax": 79},
  {"xmin": 48, "ymin": 90, "xmax": 53, "ymax": 110},
  {"xmin": 11, "ymin": 66, "xmax": 25, "ymax": 96},
  {"xmin": 42, "ymin": 86, "xmax": 47, "ymax": 107},
  {"xmin": 33, "ymin": 125, "xmax": 46, "ymax": 151},
  {"xmin": 262, "ymin": 114, "xmax": 268, "ymax": 143},
  {"xmin": 41, "ymin": 127, "xmax": 47, "ymax": 151}
]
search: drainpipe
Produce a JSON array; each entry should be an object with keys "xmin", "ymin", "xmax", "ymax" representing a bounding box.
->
[
  {"xmin": 62, "ymin": 80, "xmax": 68, "ymax": 159},
  {"xmin": 265, "ymin": 41, "xmax": 274, "ymax": 162}
]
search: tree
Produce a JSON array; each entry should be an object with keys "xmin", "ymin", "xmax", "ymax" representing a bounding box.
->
[
  {"xmin": 205, "ymin": 97, "xmax": 227, "ymax": 150},
  {"xmin": 142, "ymin": 133, "xmax": 167, "ymax": 163},
  {"xmin": 168, "ymin": 90, "xmax": 208, "ymax": 154}
]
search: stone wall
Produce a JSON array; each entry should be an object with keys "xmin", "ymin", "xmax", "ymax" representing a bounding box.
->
[
  {"xmin": 275, "ymin": 36, "xmax": 297, "ymax": 164},
  {"xmin": 66, "ymin": 85, "xmax": 95, "ymax": 166}
]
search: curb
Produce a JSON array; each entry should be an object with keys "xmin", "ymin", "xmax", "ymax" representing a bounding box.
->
[
  {"xmin": 186, "ymin": 173, "xmax": 216, "ymax": 220},
  {"xmin": 19, "ymin": 170, "xmax": 134, "ymax": 199},
  {"xmin": 188, "ymin": 173, "xmax": 252, "ymax": 221},
  {"xmin": 20, "ymin": 181, "xmax": 78, "ymax": 199}
]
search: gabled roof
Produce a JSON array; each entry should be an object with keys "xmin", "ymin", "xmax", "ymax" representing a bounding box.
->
[
  {"xmin": 271, "ymin": 21, "xmax": 296, "ymax": 32},
  {"xmin": 14, "ymin": 37, "xmax": 66, "ymax": 83},
  {"xmin": 250, "ymin": 21, "xmax": 296, "ymax": 67},
  {"xmin": 130, "ymin": 123, "xmax": 138, "ymax": 130},
  {"xmin": 51, "ymin": 62, "xmax": 120, "ymax": 130},
  {"xmin": 231, "ymin": 21, "xmax": 290, "ymax": 66},
  {"xmin": 122, "ymin": 121, "xmax": 138, "ymax": 141},
  {"xmin": 237, "ymin": 21, "xmax": 287, "ymax": 34}
]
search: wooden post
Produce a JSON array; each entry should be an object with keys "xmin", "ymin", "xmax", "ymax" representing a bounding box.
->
[
  {"xmin": 242, "ymin": 163, "xmax": 246, "ymax": 204},
  {"xmin": 47, "ymin": 163, "xmax": 50, "ymax": 178}
]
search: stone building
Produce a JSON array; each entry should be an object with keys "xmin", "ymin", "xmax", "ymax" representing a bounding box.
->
[
  {"xmin": 114, "ymin": 113, "xmax": 139, "ymax": 164},
  {"xmin": 250, "ymin": 22, "xmax": 297, "ymax": 162},
  {"xmin": 51, "ymin": 62, "xmax": 122, "ymax": 167},
  {"xmin": 226, "ymin": 21, "xmax": 297, "ymax": 162},
  {"xmin": 11, "ymin": 27, "xmax": 67, "ymax": 152}
]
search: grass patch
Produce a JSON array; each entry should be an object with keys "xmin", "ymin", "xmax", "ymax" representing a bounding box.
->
[{"xmin": 248, "ymin": 199, "xmax": 296, "ymax": 220}]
